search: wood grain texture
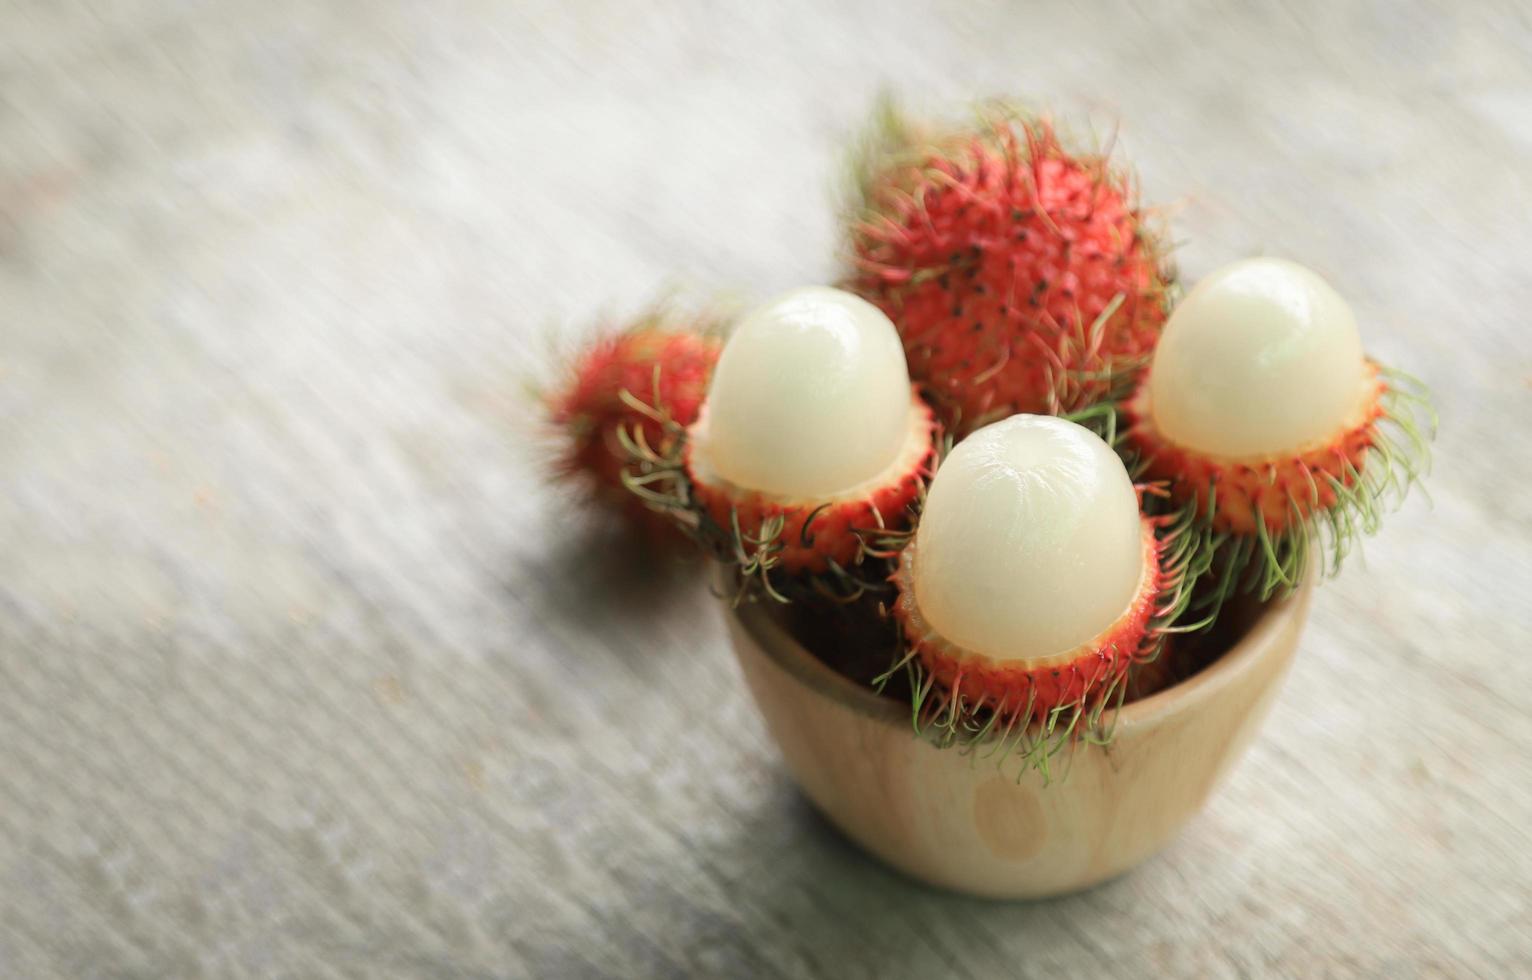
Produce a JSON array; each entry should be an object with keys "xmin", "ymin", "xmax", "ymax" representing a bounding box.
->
[
  {"xmin": 1, "ymin": 0, "xmax": 1529, "ymax": 976},
  {"xmin": 727, "ymin": 570, "xmax": 1314, "ymax": 899}
]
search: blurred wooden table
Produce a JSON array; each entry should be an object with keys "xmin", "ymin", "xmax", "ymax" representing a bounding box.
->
[{"xmin": 2, "ymin": 1, "xmax": 1529, "ymax": 976}]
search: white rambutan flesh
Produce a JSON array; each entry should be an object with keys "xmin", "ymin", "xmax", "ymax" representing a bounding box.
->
[
  {"xmin": 1148, "ymin": 257, "xmax": 1368, "ymax": 459},
  {"xmin": 696, "ymin": 286, "xmax": 912, "ymax": 499},
  {"xmin": 911, "ymin": 415, "xmax": 1145, "ymax": 663}
]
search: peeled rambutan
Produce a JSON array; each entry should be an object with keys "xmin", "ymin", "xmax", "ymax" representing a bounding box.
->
[
  {"xmin": 887, "ymin": 415, "xmax": 1198, "ymax": 775},
  {"xmin": 625, "ymin": 287, "xmax": 938, "ymax": 598},
  {"xmin": 545, "ymin": 314, "xmax": 721, "ymax": 537},
  {"xmin": 846, "ymin": 101, "xmax": 1174, "ymax": 431},
  {"xmin": 1124, "ymin": 257, "xmax": 1433, "ymax": 597}
]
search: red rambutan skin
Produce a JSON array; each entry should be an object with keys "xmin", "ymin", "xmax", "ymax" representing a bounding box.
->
[
  {"xmin": 891, "ymin": 518, "xmax": 1163, "ymax": 726},
  {"xmin": 851, "ymin": 118, "xmax": 1170, "ymax": 430},
  {"xmin": 683, "ymin": 395, "xmax": 937, "ymax": 575},
  {"xmin": 1125, "ymin": 362, "xmax": 1387, "ymax": 536},
  {"xmin": 549, "ymin": 327, "xmax": 720, "ymax": 533}
]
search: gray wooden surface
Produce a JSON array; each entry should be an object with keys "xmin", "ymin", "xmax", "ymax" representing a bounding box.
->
[{"xmin": 3, "ymin": 1, "xmax": 1530, "ymax": 976}]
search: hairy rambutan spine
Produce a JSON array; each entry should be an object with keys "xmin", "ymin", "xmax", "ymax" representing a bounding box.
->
[
  {"xmin": 543, "ymin": 311, "xmax": 722, "ymax": 539},
  {"xmin": 684, "ymin": 399, "xmax": 937, "ymax": 579},
  {"xmin": 619, "ymin": 386, "xmax": 939, "ymax": 605},
  {"xmin": 1125, "ymin": 363, "xmax": 1434, "ymax": 606},
  {"xmin": 843, "ymin": 98, "xmax": 1175, "ymax": 431}
]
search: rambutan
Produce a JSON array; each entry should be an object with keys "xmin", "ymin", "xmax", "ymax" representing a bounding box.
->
[
  {"xmin": 545, "ymin": 313, "xmax": 721, "ymax": 537},
  {"xmin": 884, "ymin": 415, "xmax": 1202, "ymax": 776},
  {"xmin": 1124, "ymin": 258, "xmax": 1433, "ymax": 599},
  {"xmin": 846, "ymin": 101, "xmax": 1174, "ymax": 431},
  {"xmin": 623, "ymin": 287, "xmax": 938, "ymax": 599}
]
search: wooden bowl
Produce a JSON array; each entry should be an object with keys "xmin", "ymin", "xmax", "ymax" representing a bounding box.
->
[{"xmin": 722, "ymin": 573, "xmax": 1315, "ymax": 899}]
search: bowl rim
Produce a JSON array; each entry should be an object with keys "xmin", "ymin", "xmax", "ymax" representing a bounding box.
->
[{"xmin": 729, "ymin": 568, "xmax": 1314, "ymax": 732}]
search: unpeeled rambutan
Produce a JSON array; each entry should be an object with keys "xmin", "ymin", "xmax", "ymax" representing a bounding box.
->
[
  {"xmin": 545, "ymin": 314, "xmax": 721, "ymax": 537},
  {"xmin": 846, "ymin": 101, "xmax": 1173, "ymax": 432}
]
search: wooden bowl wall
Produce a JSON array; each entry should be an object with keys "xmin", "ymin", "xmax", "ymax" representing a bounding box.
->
[{"xmin": 723, "ymin": 574, "xmax": 1315, "ymax": 899}]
